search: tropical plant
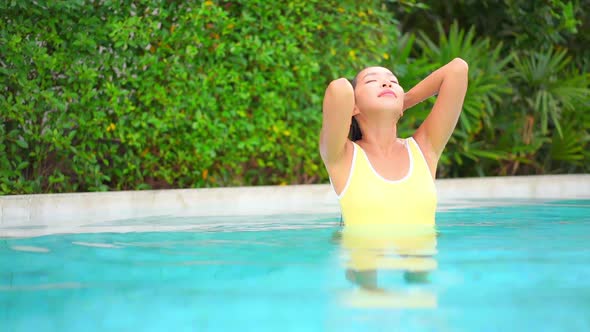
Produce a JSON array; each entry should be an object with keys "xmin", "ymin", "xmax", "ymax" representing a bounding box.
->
[
  {"xmin": 504, "ymin": 48, "xmax": 590, "ymax": 174},
  {"xmin": 415, "ymin": 21, "xmax": 513, "ymax": 177}
]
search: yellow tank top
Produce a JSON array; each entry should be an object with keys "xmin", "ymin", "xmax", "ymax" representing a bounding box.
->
[{"xmin": 335, "ymin": 137, "xmax": 437, "ymax": 227}]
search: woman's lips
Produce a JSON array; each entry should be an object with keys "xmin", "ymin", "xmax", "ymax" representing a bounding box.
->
[{"xmin": 378, "ymin": 90, "xmax": 397, "ymax": 98}]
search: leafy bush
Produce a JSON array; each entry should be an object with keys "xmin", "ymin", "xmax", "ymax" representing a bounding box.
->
[
  {"xmin": 1, "ymin": 0, "xmax": 588, "ymax": 195},
  {"xmin": 1, "ymin": 0, "xmax": 401, "ymax": 194}
]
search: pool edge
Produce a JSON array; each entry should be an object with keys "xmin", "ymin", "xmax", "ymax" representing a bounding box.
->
[{"xmin": 1, "ymin": 174, "xmax": 589, "ymax": 232}]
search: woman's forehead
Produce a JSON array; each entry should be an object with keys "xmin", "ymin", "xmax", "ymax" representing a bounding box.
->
[{"xmin": 358, "ymin": 66, "xmax": 396, "ymax": 80}]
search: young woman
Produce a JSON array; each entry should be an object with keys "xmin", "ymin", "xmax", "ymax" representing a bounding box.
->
[
  {"xmin": 321, "ymin": 58, "xmax": 468, "ymax": 292},
  {"xmin": 320, "ymin": 58, "xmax": 469, "ymax": 227}
]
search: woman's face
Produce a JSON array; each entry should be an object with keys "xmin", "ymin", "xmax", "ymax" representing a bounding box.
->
[{"xmin": 353, "ymin": 66, "xmax": 404, "ymax": 119}]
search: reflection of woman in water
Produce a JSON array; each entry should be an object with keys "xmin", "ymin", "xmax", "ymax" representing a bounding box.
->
[{"xmin": 320, "ymin": 58, "xmax": 468, "ymax": 292}]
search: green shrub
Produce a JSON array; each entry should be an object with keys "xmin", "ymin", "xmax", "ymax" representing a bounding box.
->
[
  {"xmin": 2, "ymin": 1, "xmax": 588, "ymax": 195},
  {"xmin": 0, "ymin": 0, "xmax": 401, "ymax": 194}
]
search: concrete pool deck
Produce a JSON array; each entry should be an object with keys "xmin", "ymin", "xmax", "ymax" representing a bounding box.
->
[{"xmin": 1, "ymin": 174, "xmax": 589, "ymax": 237}]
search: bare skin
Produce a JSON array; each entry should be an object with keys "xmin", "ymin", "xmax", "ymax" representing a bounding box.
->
[{"xmin": 320, "ymin": 58, "xmax": 469, "ymax": 195}]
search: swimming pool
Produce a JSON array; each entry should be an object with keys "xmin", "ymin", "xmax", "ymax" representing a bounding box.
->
[{"xmin": 1, "ymin": 199, "xmax": 589, "ymax": 331}]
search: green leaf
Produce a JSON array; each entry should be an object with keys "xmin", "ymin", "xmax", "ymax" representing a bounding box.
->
[{"xmin": 16, "ymin": 139, "xmax": 28, "ymax": 149}]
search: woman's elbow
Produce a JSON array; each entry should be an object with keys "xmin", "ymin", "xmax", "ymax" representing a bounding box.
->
[
  {"xmin": 451, "ymin": 58, "xmax": 469, "ymax": 73},
  {"xmin": 328, "ymin": 77, "xmax": 354, "ymax": 91}
]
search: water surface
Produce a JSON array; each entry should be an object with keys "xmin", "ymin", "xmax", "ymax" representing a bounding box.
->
[{"xmin": 1, "ymin": 199, "xmax": 589, "ymax": 331}]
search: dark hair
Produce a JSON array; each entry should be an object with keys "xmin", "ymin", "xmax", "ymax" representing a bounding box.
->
[{"xmin": 348, "ymin": 76, "xmax": 362, "ymax": 141}]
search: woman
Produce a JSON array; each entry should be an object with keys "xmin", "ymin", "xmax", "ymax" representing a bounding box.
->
[
  {"xmin": 321, "ymin": 58, "xmax": 468, "ymax": 293},
  {"xmin": 320, "ymin": 58, "xmax": 468, "ymax": 227}
]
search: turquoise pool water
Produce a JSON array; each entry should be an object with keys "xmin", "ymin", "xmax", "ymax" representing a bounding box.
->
[{"xmin": 1, "ymin": 199, "xmax": 589, "ymax": 331}]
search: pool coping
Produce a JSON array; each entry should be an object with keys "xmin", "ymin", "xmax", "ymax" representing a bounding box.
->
[{"xmin": 1, "ymin": 174, "xmax": 589, "ymax": 237}]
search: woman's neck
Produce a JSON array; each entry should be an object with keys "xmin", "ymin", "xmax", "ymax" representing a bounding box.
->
[{"xmin": 356, "ymin": 118, "xmax": 402, "ymax": 153}]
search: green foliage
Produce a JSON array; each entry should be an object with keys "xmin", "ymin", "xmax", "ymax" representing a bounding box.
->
[
  {"xmin": 1, "ymin": 0, "xmax": 588, "ymax": 195},
  {"xmin": 510, "ymin": 48, "xmax": 588, "ymax": 137},
  {"xmin": 0, "ymin": 0, "xmax": 400, "ymax": 194},
  {"xmin": 392, "ymin": 0, "xmax": 590, "ymax": 177},
  {"xmin": 396, "ymin": 0, "xmax": 584, "ymax": 49}
]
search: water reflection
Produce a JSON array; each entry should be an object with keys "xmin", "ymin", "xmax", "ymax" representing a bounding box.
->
[{"xmin": 334, "ymin": 224, "xmax": 438, "ymax": 308}]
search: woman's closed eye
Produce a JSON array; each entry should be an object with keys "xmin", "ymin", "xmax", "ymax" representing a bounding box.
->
[{"xmin": 365, "ymin": 79, "xmax": 398, "ymax": 85}]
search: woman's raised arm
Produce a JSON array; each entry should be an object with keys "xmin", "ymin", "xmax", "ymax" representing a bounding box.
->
[
  {"xmin": 404, "ymin": 58, "xmax": 469, "ymax": 161},
  {"xmin": 319, "ymin": 78, "xmax": 356, "ymax": 166}
]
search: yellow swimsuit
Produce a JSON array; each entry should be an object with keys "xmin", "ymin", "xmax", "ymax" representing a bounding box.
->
[
  {"xmin": 336, "ymin": 137, "xmax": 437, "ymax": 227},
  {"xmin": 334, "ymin": 137, "xmax": 438, "ymax": 271}
]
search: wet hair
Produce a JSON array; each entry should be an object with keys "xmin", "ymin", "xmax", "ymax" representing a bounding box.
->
[{"xmin": 348, "ymin": 76, "xmax": 362, "ymax": 141}]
